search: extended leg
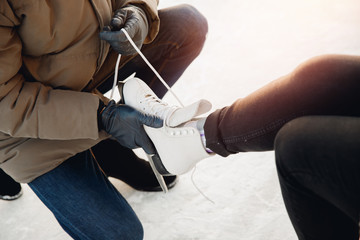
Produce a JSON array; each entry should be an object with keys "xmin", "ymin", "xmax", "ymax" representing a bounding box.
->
[{"xmin": 205, "ymin": 54, "xmax": 360, "ymax": 156}]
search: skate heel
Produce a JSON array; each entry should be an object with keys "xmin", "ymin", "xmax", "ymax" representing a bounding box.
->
[
  {"xmin": 117, "ymin": 73, "xmax": 137, "ymax": 104},
  {"xmin": 146, "ymin": 154, "xmax": 169, "ymax": 193},
  {"xmin": 118, "ymin": 81, "xmax": 125, "ymax": 104}
]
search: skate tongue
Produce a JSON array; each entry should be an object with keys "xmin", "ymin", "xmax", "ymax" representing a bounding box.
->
[{"xmin": 167, "ymin": 99, "xmax": 212, "ymax": 127}]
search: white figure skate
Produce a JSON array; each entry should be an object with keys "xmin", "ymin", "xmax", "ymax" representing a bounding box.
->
[{"xmin": 118, "ymin": 77, "xmax": 213, "ymax": 192}]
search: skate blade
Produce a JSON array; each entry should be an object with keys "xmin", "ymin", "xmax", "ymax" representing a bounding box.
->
[{"xmin": 147, "ymin": 154, "xmax": 168, "ymax": 193}]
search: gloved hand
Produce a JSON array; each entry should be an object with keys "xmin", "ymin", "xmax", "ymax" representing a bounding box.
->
[
  {"xmin": 99, "ymin": 5, "xmax": 149, "ymax": 55},
  {"xmin": 98, "ymin": 100, "xmax": 162, "ymax": 154}
]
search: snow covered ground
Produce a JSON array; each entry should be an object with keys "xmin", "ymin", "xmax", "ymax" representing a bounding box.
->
[{"xmin": 1, "ymin": 0, "xmax": 360, "ymax": 239}]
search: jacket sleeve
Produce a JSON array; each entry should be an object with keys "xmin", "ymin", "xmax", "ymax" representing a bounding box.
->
[
  {"xmin": 111, "ymin": 0, "xmax": 160, "ymax": 43},
  {"xmin": 0, "ymin": 9, "xmax": 101, "ymax": 140}
]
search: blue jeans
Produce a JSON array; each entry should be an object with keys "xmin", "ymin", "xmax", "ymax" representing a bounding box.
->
[
  {"xmin": 28, "ymin": 5, "xmax": 208, "ymax": 239},
  {"xmin": 29, "ymin": 150, "xmax": 143, "ymax": 240}
]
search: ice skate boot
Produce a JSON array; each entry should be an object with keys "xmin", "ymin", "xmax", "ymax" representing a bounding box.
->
[
  {"xmin": 143, "ymin": 124, "xmax": 213, "ymax": 175},
  {"xmin": 118, "ymin": 77, "xmax": 212, "ymax": 191},
  {"xmin": 118, "ymin": 77, "xmax": 211, "ymax": 127},
  {"xmin": 0, "ymin": 169, "xmax": 22, "ymax": 201}
]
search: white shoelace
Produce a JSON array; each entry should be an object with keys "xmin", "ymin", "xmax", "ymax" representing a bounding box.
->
[
  {"xmin": 110, "ymin": 29, "xmax": 214, "ymax": 203},
  {"xmin": 110, "ymin": 29, "xmax": 184, "ymax": 109},
  {"xmin": 140, "ymin": 94, "xmax": 178, "ymax": 122}
]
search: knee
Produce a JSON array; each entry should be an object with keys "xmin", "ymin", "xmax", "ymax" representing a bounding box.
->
[
  {"xmin": 294, "ymin": 55, "xmax": 338, "ymax": 76},
  {"xmin": 274, "ymin": 117, "xmax": 312, "ymax": 174},
  {"xmin": 292, "ymin": 54, "xmax": 358, "ymax": 83},
  {"xmin": 182, "ymin": 4, "xmax": 208, "ymax": 37},
  {"xmin": 172, "ymin": 4, "xmax": 208, "ymax": 45}
]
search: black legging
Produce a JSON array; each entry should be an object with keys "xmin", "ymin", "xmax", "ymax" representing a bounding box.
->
[
  {"xmin": 204, "ymin": 54, "xmax": 360, "ymax": 239},
  {"xmin": 276, "ymin": 116, "xmax": 360, "ymax": 240}
]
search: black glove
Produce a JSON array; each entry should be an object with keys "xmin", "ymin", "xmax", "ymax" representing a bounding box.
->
[
  {"xmin": 98, "ymin": 100, "xmax": 162, "ymax": 154},
  {"xmin": 99, "ymin": 5, "xmax": 149, "ymax": 55}
]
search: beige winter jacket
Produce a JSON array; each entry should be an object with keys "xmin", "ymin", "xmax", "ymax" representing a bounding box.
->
[{"xmin": 0, "ymin": 0, "xmax": 159, "ymax": 183}]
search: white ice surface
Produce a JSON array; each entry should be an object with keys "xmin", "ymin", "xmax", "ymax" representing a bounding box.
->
[{"xmin": 1, "ymin": 0, "xmax": 360, "ymax": 239}]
